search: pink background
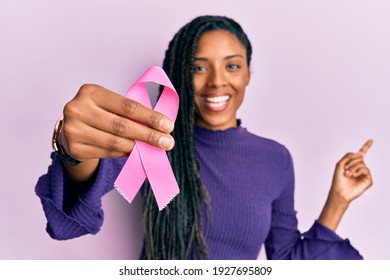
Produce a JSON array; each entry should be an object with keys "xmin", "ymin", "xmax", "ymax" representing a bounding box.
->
[{"xmin": 1, "ymin": 0, "xmax": 389, "ymax": 259}]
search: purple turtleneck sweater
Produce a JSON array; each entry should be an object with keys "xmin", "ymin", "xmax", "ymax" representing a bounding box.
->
[{"xmin": 35, "ymin": 123, "xmax": 362, "ymax": 260}]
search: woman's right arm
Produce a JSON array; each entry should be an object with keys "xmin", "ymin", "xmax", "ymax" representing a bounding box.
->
[
  {"xmin": 61, "ymin": 83, "xmax": 175, "ymax": 182},
  {"xmin": 35, "ymin": 84, "xmax": 175, "ymax": 240}
]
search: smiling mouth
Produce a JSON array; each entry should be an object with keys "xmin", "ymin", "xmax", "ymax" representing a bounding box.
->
[{"xmin": 203, "ymin": 95, "xmax": 231, "ymax": 110}]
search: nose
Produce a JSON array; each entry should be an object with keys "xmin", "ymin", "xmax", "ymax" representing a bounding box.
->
[{"xmin": 207, "ymin": 68, "xmax": 227, "ymax": 88}]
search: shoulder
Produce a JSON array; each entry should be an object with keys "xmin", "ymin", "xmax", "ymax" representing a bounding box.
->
[
  {"xmin": 244, "ymin": 129, "xmax": 291, "ymax": 158},
  {"xmin": 239, "ymin": 128, "xmax": 293, "ymax": 173}
]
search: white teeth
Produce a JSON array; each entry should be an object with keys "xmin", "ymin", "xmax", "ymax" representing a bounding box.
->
[
  {"xmin": 204, "ymin": 95, "xmax": 230, "ymax": 103},
  {"xmin": 207, "ymin": 102, "xmax": 226, "ymax": 109}
]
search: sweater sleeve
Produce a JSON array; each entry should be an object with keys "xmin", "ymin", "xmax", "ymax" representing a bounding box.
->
[
  {"xmin": 264, "ymin": 148, "xmax": 363, "ymax": 260},
  {"xmin": 35, "ymin": 152, "xmax": 125, "ymax": 240}
]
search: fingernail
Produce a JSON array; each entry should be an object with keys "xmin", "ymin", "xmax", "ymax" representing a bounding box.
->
[
  {"xmin": 159, "ymin": 118, "xmax": 174, "ymax": 132},
  {"xmin": 159, "ymin": 136, "xmax": 174, "ymax": 150}
]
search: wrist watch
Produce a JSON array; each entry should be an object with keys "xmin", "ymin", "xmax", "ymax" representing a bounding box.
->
[{"xmin": 52, "ymin": 116, "xmax": 81, "ymax": 166}]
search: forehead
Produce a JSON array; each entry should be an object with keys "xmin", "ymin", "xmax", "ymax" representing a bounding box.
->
[{"xmin": 195, "ymin": 30, "xmax": 246, "ymax": 57}]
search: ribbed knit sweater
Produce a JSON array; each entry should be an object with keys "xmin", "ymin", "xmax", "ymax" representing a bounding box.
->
[{"xmin": 35, "ymin": 123, "xmax": 363, "ymax": 259}]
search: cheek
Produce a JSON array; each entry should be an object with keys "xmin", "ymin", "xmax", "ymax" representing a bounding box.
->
[
  {"xmin": 232, "ymin": 76, "xmax": 249, "ymax": 94},
  {"xmin": 194, "ymin": 95, "xmax": 201, "ymax": 106},
  {"xmin": 194, "ymin": 95, "xmax": 203, "ymax": 114},
  {"xmin": 193, "ymin": 77, "xmax": 205, "ymax": 107},
  {"xmin": 193, "ymin": 76, "xmax": 203, "ymax": 95}
]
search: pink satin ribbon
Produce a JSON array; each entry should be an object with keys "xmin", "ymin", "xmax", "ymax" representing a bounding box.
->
[{"xmin": 114, "ymin": 66, "xmax": 179, "ymax": 210}]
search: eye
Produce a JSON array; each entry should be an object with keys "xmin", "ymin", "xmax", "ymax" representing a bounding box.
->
[
  {"xmin": 227, "ymin": 64, "xmax": 240, "ymax": 70},
  {"xmin": 194, "ymin": 65, "xmax": 206, "ymax": 72}
]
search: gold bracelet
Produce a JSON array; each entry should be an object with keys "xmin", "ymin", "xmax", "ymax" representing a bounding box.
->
[
  {"xmin": 51, "ymin": 116, "xmax": 80, "ymax": 165},
  {"xmin": 52, "ymin": 116, "xmax": 63, "ymax": 153}
]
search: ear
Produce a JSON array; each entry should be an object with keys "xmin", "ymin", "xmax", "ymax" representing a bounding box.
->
[{"xmin": 246, "ymin": 67, "xmax": 251, "ymax": 85}]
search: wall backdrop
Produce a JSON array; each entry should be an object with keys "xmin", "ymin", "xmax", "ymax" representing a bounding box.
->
[{"xmin": 1, "ymin": 0, "xmax": 389, "ymax": 259}]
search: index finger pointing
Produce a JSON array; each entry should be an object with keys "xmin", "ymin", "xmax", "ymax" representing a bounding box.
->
[{"xmin": 358, "ymin": 139, "xmax": 374, "ymax": 156}]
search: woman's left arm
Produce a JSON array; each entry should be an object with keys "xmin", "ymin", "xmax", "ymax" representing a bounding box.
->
[
  {"xmin": 265, "ymin": 142, "xmax": 372, "ymax": 260},
  {"xmin": 318, "ymin": 140, "xmax": 374, "ymax": 231}
]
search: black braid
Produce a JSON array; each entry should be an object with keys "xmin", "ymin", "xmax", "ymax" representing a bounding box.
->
[{"xmin": 142, "ymin": 15, "xmax": 252, "ymax": 259}]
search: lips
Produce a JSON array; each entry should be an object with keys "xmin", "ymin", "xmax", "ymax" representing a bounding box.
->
[{"xmin": 202, "ymin": 95, "xmax": 231, "ymax": 111}]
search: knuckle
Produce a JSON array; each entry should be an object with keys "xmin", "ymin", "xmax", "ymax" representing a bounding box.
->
[
  {"xmin": 107, "ymin": 137, "xmax": 122, "ymax": 151},
  {"xmin": 106, "ymin": 149, "xmax": 118, "ymax": 158},
  {"xmin": 78, "ymin": 83, "xmax": 98, "ymax": 96},
  {"xmin": 146, "ymin": 130, "xmax": 159, "ymax": 145},
  {"xmin": 66, "ymin": 143, "xmax": 80, "ymax": 158},
  {"xmin": 337, "ymin": 152, "xmax": 354, "ymax": 167},
  {"xmin": 106, "ymin": 139, "xmax": 135, "ymax": 156},
  {"xmin": 122, "ymin": 99, "xmax": 138, "ymax": 116},
  {"xmin": 63, "ymin": 100, "xmax": 80, "ymax": 119},
  {"xmin": 61, "ymin": 122, "xmax": 72, "ymax": 140},
  {"xmin": 112, "ymin": 118, "xmax": 129, "ymax": 136},
  {"xmin": 61, "ymin": 122, "xmax": 76, "ymax": 144},
  {"xmin": 149, "ymin": 112, "xmax": 160, "ymax": 127}
]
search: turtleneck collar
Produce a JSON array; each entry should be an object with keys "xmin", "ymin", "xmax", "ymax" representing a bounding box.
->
[{"xmin": 194, "ymin": 119, "xmax": 248, "ymax": 145}]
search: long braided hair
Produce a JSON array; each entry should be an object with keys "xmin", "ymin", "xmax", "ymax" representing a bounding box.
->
[{"xmin": 142, "ymin": 15, "xmax": 252, "ymax": 259}]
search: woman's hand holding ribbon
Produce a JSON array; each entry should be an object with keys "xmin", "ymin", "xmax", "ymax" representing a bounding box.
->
[{"xmin": 59, "ymin": 83, "xmax": 175, "ymax": 182}]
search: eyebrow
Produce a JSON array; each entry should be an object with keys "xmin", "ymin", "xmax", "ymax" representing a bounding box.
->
[{"xmin": 194, "ymin": 54, "xmax": 244, "ymax": 61}]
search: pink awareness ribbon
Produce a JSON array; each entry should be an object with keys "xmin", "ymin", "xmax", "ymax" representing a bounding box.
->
[{"xmin": 114, "ymin": 66, "xmax": 179, "ymax": 210}]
